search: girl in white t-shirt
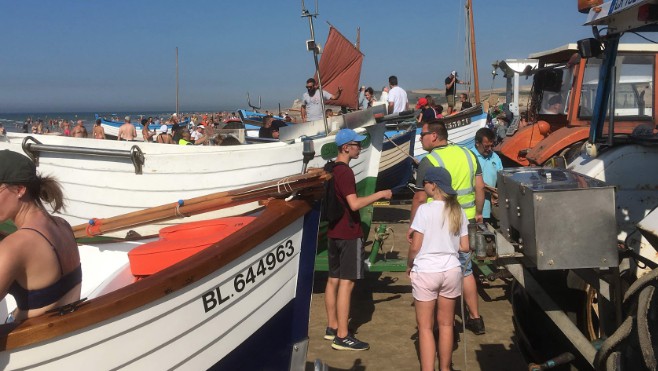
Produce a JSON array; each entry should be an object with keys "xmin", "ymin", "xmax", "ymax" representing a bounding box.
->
[{"xmin": 407, "ymin": 166, "xmax": 470, "ymax": 371}]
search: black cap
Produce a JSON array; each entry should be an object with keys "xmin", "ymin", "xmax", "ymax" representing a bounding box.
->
[{"xmin": 0, "ymin": 150, "xmax": 37, "ymax": 184}]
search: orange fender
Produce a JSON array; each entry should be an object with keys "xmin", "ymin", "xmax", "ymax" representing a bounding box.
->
[
  {"xmin": 526, "ymin": 126, "xmax": 590, "ymax": 165},
  {"xmin": 496, "ymin": 121, "xmax": 551, "ymax": 166}
]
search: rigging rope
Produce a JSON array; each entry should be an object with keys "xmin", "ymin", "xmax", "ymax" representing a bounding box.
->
[{"xmin": 463, "ymin": 0, "xmax": 472, "ymax": 98}]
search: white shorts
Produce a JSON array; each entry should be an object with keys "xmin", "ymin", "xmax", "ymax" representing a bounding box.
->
[{"xmin": 411, "ymin": 267, "xmax": 462, "ymax": 301}]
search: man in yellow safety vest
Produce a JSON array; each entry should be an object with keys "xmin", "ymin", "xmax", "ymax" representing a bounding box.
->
[{"xmin": 408, "ymin": 119, "xmax": 486, "ymax": 335}]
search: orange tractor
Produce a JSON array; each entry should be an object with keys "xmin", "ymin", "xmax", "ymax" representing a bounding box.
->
[{"xmin": 496, "ymin": 43, "xmax": 657, "ymax": 167}]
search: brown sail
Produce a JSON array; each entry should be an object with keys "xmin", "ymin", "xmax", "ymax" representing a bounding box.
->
[{"xmin": 316, "ymin": 27, "xmax": 363, "ymax": 110}]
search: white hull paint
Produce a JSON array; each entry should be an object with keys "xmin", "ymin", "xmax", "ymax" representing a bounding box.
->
[
  {"xmin": 0, "ymin": 118, "xmax": 384, "ymax": 237},
  {"xmin": 380, "ymin": 129, "xmax": 414, "ymax": 173},
  {"xmin": 413, "ymin": 112, "xmax": 487, "ymax": 158},
  {"xmin": 0, "ymin": 216, "xmax": 308, "ymax": 369}
]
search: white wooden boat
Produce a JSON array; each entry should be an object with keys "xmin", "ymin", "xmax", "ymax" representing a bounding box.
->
[
  {"xmin": 383, "ymin": 105, "xmax": 486, "ymax": 160},
  {"xmin": 0, "ymin": 110, "xmax": 384, "ymax": 237},
  {"xmin": 0, "ymin": 173, "xmax": 326, "ymax": 370},
  {"xmin": 376, "ymin": 125, "xmax": 416, "ymax": 193}
]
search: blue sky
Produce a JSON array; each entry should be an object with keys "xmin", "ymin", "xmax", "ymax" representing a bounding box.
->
[{"xmin": 0, "ymin": 0, "xmax": 592, "ymax": 113}]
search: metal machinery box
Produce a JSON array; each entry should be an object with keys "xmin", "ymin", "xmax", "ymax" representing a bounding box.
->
[{"xmin": 496, "ymin": 168, "xmax": 618, "ymax": 270}]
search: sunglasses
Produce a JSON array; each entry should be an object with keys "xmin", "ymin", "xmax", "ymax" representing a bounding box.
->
[
  {"xmin": 423, "ymin": 180, "xmax": 434, "ymax": 186},
  {"xmin": 306, "ymin": 86, "xmax": 315, "ymax": 89},
  {"xmin": 419, "ymin": 131, "xmax": 434, "ymax": 138},
  {"xmin": 346, "ymin": 142, "xmax": 361, "ymax": 148}
]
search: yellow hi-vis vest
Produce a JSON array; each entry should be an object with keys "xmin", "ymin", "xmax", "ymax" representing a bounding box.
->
[{"xmin": 426, "ymin": 145, "xmax": 477, "ymax": 219}]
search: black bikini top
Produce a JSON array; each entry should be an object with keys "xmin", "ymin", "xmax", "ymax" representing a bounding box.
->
[{"xmin": 8, "ymin": 228, "xmax": 82, "ymax": 311}]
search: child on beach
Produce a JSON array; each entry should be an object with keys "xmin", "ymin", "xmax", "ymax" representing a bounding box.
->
[{"xmin": 407, "ymin": 166, "xmax": 470, "ymax": 371}]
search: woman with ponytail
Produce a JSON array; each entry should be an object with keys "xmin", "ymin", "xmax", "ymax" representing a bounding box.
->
[
  {"xmin": 407, "ymin": 166, "xmax": 470, "ymax": 371},
  {"xmin": 0, "ymin": 150, "xmax": 81, "ymax": 322}
]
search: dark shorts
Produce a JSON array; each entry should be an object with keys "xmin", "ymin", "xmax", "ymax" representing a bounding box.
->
[
  {"xmin": 328, "ymin": 238, "xmax": 365, "ymax": 280},
  {"xmin": 447, "ymin": 94, "xmax": 455, "ymax": 107}
]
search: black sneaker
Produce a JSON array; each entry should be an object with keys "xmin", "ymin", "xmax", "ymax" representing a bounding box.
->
[
  {"xmin": 324, "ymin": 327, "xmax": 337, "ymax": 340},
  {"xmin": 331, "ymin": 334, "xmax": 370, "ymax": 351},
  {"xmin": 465, "ymin": 316, "xmax": 485, "ymax": 335}
]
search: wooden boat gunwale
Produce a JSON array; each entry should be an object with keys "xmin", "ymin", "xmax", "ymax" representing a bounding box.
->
[{"xmin": 0, "ymin": 196, "xmax": 316, "ymax": 351}]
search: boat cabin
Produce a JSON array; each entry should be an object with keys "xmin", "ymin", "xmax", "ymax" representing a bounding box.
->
[{"xmin": 496, "ymin": 43, "xmax": 658, "ymax": 166}]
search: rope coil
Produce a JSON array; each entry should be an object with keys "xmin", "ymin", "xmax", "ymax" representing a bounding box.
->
[
  {"xmin": 276, "ymin": 177, "xmax": 294, "ymax": 194},
  {"xmin": 174, "ymin": 200, "xmax": 190, "ymax": 218}
]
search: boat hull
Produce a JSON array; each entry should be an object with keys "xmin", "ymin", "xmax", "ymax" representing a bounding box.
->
[
  {"xmin": 413, "ymin": 108, "xmax": 487, "ymax": 159},
  {"xmin": 0, "ymin": 118, "xmax": 383, "ymax": 237},
  {"xmin": 0, "ymin": 201, "xmax": 320, "ymax": 370},
  {"xmin": 376, "ymin": 126, "xmax": 415, "ymax": 193},
  {"xmin": 385, "ymin": 106, "xmax": 487, "ymax": 161}
]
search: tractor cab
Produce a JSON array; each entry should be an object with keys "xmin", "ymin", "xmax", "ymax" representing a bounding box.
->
[{"xmin": 496, "ymin": 42, "xmax": 658, "ymax": 167}]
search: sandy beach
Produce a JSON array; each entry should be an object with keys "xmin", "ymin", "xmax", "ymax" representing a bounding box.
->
[{"xmin": 305, "ymin": 202, "xmax": 527, "ymax": 371}]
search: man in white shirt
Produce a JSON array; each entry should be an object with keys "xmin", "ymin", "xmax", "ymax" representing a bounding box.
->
[
  {"xmin": 387, "ymin": 75, "xmax": 408, "ymax": 114},
  {"xmin": 191, "ymin": 125, "xmax": 205, "ymax": 141},
  {"xmin": 301, "ymin": 78, "xmax": 342, "ymax": 122}
]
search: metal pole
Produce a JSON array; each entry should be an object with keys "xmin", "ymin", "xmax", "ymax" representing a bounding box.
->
[
  {"xmin": 513, "ymin": 72, "xmax": 520, "ymax": 106},
  {"xmin": 302, "ymin": 2, "xmax": 330, "ymax": 135},
  {"xmin": 607, "ymin": 66, "xmax": 616, "ymax": 147},
  {"xmin": 176, "ymin": 47, "xmax": 179, "ymax": 117}
]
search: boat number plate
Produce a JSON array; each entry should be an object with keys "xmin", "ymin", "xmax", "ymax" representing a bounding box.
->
[
  {"xmin": 201, "ymin": 240, "xmax": 295, "ymax": 313},
  {"xmin": 445, "ymin": 118, "xmax": 470, "ymax": 130}
]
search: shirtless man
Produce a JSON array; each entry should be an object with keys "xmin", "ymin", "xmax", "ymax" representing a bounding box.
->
[
  {"xmin": 93, "ymin": 119, "xmax": 106, "ymax": 139},
  {"xmin": 117, "ymin": 116, "xmax": 137, "ymax": 141},
  {"xmin": 71, "ymin": 120, "xmax": 88, "ymax": 138}
]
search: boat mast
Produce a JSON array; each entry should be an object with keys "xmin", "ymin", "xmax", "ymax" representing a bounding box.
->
[
  {"xmin": 466, "ymin": 0, "xmax": 480, "ymax": 103},
  {"xmin": 176, "ymin": 47, "xmax": 180, "ymax": 117},
  {"xmin": 301, "ymin": 0, "xmax": 329, "ymax": 135},
  {"xmin": 356, "ymin": 27, "xmax": 360, "ymax": 51}
]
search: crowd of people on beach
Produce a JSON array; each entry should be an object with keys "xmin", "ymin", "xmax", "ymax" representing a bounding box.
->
[{"xmin": 14, "ymin": 112, "xmax": 253, "ymax": 146}]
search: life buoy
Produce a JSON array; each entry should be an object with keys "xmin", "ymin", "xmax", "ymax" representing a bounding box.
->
[{"xmin": 128, "ymin": 217, "xmax": 256, "ymax": 276}]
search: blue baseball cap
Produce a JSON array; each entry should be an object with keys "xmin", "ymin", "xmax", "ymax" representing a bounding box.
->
[
  {"xmin": 335, "ymin": 129, "xmax": 366, "ymax": 146},
  {"xmin": 423, "ymin": 167, "xmax": 456, "ymax": 195}
]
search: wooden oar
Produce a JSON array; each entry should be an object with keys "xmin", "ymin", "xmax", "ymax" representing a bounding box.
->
[{"xmin": 72, "ymin": 170, "xmax": 328, "ymax": 238}]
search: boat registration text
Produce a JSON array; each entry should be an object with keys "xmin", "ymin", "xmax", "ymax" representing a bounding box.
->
[
  {"xmin": 201, "ymin": 240, "xmax": 296, "ymax": 313},
  {"xmin": 445, "ymin": 118, "xmax": 470, "ymax": 130}
]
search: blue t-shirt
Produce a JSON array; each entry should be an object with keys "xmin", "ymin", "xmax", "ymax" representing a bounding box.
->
[{"xmin": 470, "ymin": 147, "xmax": 503, "ymax": 218}]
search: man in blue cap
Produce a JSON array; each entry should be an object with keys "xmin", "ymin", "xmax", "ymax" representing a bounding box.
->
[{"xmin": 325, "ymin": 128, "xmax": 392, "ymax": 351}]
